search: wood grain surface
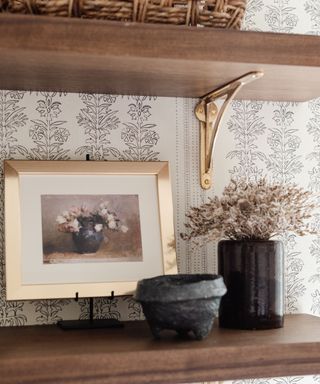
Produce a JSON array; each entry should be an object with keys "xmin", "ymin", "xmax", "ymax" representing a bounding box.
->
[
  {"xmin": 1, "ymin": 14, "xmax": 320, "ymax": 101},
  {"xmin": 0, "ymin": 314, "xmax": 319, "ymax": 384}
]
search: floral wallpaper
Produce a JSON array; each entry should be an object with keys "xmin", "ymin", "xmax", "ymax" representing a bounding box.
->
[{"xmin": 0, "ymin": 0, "xmax": 320, "ymax": 383}]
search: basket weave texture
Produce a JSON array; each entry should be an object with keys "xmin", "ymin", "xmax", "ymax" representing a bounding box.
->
[{"xmin": 1, "ymin": 0, "xmax": 246, "ymax": 28}]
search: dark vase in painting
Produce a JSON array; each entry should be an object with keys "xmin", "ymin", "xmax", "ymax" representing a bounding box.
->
[{"xmin": 72, "ymin": 221, "xmax": 104, "ymax": 254}]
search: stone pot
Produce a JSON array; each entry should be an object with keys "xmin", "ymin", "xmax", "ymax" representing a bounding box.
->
[
  {"xmin": 218, "ymin": 240, "xmax": 284, "ymax": 330},
  {"xmin": 135, "ymin": 274, "xmax": 227, "ymax": 340}
]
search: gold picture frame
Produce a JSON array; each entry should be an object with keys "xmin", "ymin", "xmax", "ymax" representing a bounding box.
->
[{"xmin": 5, "ymin": 160, "xmax": 177, "ymax": 300}]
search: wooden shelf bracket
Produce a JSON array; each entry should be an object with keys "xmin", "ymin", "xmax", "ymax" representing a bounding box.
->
[{"xmin": 195, "ymin": 71, "xmax": 264, "ymax": 189}]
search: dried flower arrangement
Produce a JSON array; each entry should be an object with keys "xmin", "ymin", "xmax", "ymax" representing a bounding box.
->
[
  {"xmin": 56, "ymin": 202, "xmax": 129, "ymax": 234},
  {"xmin": 182, "ymin": 179, "xmax": 316, "ymax": 245}
]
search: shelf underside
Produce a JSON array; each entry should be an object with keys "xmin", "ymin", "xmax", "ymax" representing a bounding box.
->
[
  {"xmin": 1, "ymin": 14, "xmax": 320, "ymax": 101},
  {"xmin": 0, "ymin": 314, "xmax": 319, "ymax": 384}
]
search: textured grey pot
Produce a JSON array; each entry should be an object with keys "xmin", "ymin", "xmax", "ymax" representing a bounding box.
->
[{"xmin": 135, "ymin": 274, "xmax": 227, "ymax": 340}]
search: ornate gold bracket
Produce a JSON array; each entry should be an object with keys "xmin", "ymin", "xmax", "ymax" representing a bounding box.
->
[{"xmin": 195, "ymin": 71, "xmax": 264, "ymax": 190}]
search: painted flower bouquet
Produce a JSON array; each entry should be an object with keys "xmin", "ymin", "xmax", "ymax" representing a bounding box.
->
[
  {"xmin": 56, "ymin": 202, "xmax": 128, "ymax": 253},
  {"xmin": 57, "ymin": 202, "xmax": 128, "ymax": 234}
]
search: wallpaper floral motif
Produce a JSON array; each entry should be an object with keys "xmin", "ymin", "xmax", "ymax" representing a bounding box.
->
[
  {"xmin": 308, "ymin": 98, "xmax": 320, "ymax": 319},
  {"xmin": 76, "ymin": 93, "xmax": 119, "ymax": 160},
  {"xmin": 242, "ymin": 0, "xmax": 263, "ymax": 31},
  {"xmin": 227, "ymin": 100, "xmax": 266, "ymax": 182},
  {"xmin": 265, "ymin": 0, "xmax": 298, "ymax": 33},
  {"xmin": 0, "ymin": 1, "xmax": 319, "ymax": 383},
  {"xmin": 32, "ymin": 299, "xmax": 71, "ymax": 324},
  {"xmin": 305, "ymin": 0, "xmax": 320, "ymax": 34},
  {"xmin": 267, "ymin": 102, "xmax": 302, "ymax": 184},
  {"xmin": 29, "ymin": 92, "xmax": 70, "ymax": 160},
  {"xmin": 122, "ymin": 96, "xmax": 160, "ymax": 161}
]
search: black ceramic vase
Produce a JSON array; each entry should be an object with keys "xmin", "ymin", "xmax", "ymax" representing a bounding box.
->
[
  {"xmin": 72, "ymin": 223, "xmax": 104, "ymax": 254},
  {"xmin": 218, "ymin": 240, "xmax": 284, "ymax": 330}
]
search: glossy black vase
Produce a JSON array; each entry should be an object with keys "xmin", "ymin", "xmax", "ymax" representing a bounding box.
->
[
  {"xmin": 218, "ymin": 240, "xmax": 284, "ymax": 330},
  {"xmin": 72, "ymin": 223, "xmax": 104, "ymax": 254}
]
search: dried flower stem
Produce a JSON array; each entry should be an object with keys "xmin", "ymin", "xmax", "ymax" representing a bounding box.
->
[{"xmin": 182, "ymin": 179, "xmax": 317, "ymax": 246}]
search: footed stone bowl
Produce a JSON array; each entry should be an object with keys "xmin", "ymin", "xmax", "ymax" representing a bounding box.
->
[{"xmin": 135, "ymin": 274, "xmax": 227, "ymax": 340}]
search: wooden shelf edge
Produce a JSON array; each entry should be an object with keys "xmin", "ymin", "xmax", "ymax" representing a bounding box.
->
[
  {"xmin": 0, "ymin": 314, "xmax": 319, "ymax": 384},
  {"xmin": 1, "ymin": 14, "xmax": 320, "ymax": 101}
]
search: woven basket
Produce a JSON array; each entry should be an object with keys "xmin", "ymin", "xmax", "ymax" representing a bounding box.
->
[{"xmin": 2, "ymin": 0, "xmax": 246, "ymax": 28}]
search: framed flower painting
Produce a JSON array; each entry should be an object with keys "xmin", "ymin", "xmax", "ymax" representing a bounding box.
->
[{"xmin": 4, "ymin": 160, "xmax": 177, "ymax": 300}]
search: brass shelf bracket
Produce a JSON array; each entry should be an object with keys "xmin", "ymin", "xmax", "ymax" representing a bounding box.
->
[{"xmin": 195, "ymin": 71, "xmax": 264, "ymax": 190}]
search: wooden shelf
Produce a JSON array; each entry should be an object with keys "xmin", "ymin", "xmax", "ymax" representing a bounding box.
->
[
  {"xmin": 0, "ymin": 314, "xmax": 319, "ymax": 384},
  {"xmin": 1, "ymin": 14, "xmax": 320, "ymax": 101}
]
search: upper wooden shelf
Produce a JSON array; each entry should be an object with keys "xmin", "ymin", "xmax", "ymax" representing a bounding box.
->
[
  {"xmin": 1, "ymin": 14, "xmax": 320, "ymax": 101},
  {"xmin": 0, "ymin": 314, "xmax": 319, "ymax": 384}
]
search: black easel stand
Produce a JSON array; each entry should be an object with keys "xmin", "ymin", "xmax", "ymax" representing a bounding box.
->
[
  {"xmin": 57, "ymin": 292, "xmax": 123, "ymax": 330},
  {"xmin": 57, "ymin": 154, "xmax": 123, "ymax": 330}
]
